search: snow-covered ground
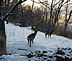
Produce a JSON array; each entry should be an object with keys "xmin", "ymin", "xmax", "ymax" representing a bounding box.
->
[{"xmin": 0, "ymin": 22, "xmax": 72, "ymax": 61}]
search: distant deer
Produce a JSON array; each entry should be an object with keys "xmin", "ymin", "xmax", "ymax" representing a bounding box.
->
[
  {"xmin": 45, "ymin": 29, "xmax": 54, "ymax": 38},
  {"xmin": 44, "ymin": 19, "xmax": 53, "ymax": 38},
  {"xmin": 45, "ymin": 31, "xmax": 52, "ymax": 38},
  {"xmin": 27, "ymin": 31, "xmax": 37, "ymax": 47}
]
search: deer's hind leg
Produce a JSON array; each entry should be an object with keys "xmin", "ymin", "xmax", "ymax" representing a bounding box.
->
[
  {"xmin": 27, "ymin": 39, "xmax": 30, "ymax": 46},
  {"xmin": 45, "ymin": 34, "xmax": 47, "ymax": 38},
  {"xmin": 29, "ymin": 40, "xmax": 32, "ymax": 47},
  {"xmin": 50, "ymin": 35, "xmax": 51, "ymax": 38},
  {"xmin": 32, "ymin": 39, "xmax": 34, "ymax": 43},
  {"xmin": 48, "ymin": 35, "xmax": 51, "ymax": 38}
]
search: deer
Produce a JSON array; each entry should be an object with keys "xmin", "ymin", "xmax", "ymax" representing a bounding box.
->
[
  {"xmin": 27, "ymin": 31, "xmax": 37, "ymax": 47},
  {"xmin": 44, "ymin": 19, "xmax": 53, "ymax": 38},
  {"xmin": 45, "ymin": 31, "xmax": 52, "ymax": 38},
  {"xmin": 45, "ymin": 29, "xmax": 54, "ymax": 38}
]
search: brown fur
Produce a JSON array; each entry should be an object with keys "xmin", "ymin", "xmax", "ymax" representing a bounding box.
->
[
  {"xmin": 27, "ymin": 31, "xmax": 37, "ymax": 47},
  {"xmin": 45, "ymin": 32, "xmax": 51, "ymax": 38}
]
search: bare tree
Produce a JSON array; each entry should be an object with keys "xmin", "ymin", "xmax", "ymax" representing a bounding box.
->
[
  {"xmin": 64, "ymin": 10, "xmax": 72, "ymax": 29},
  {"xmin": 0, "ymin": 0, "xmax": 26, "ymax": 56},
  {"xmin": 31, "ymin": 0, "xmax": 35, "ymax": 27},
  {"xmin": 50, "ymin": 0, "xmax": 71, "ymax": 34},
  {"xmin": 0, "ymin": 0, "xmax": 7, "ymax": 56}
]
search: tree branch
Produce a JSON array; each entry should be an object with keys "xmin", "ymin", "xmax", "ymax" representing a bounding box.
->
[
  {"xmin": 64, "ymin": 10, "xmax": 72, "ymax": 29},
  {"xmin": 31, "ymin": 0, "xmax": 50, "ymax": 9},
  {"xmin": 53, "ymin": 0, "xmax": 61, "ymax": 7},
  {"xmin": 3, "ymin": 0, "xmax": 26, "ymax": 21}
]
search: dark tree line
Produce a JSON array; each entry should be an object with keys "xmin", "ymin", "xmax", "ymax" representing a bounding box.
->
[{"xmin": 30, "ymin": 0, "xmax": 72, "ymax": 36}]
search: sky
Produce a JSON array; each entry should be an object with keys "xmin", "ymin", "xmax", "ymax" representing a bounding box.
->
[
  {"xmin": 25, "ymin": 0, "xmax": 52, "ymax": 4},
  {"xmin": 22, "ymin": 0, "xmax": 40, "ymax": 7},
  {"xmin": 25, "ymin": 0, "xmax": 72, "ymax": 4},
  {"xmin": 22, "ymin": 0, "xmax": 53, "ymax": 7},
  {"xmin": 22, "ymin": 0, "xmax": 72, "ymax": 7}
]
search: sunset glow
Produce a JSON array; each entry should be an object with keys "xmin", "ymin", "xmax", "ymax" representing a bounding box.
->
[
  {"xmin": 22, "ymin": 0, "xmax": 72, "ymax": 8},
  {"xmin": 22, "ymin": 0, "xmax": 40, "ymax": 7}
]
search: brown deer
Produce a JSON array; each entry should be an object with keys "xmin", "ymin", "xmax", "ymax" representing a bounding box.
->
[
  {"xmin": 45, "ymin": 29, "xmax": 54, "ymax": 38},
  {"xmin": 27, "ymin": 31, "xmax": 37, "ymax": 47},
  {"xmin": 45, "ymin": 19, "xmax": 54, "ymax": 38},
  {"xmin": 45, "ymin": 31, "xmax": 52, "ymax": 38}
]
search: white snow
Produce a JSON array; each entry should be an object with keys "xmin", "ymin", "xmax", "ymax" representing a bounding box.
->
[{"xmin": 0, "ymin": 22, "xmax": 72, "ymax": 61}]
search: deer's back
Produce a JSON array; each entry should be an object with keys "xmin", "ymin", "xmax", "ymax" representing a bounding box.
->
[{"xmin": 27, "ymin": 33, "xmax": 36, "ymax": 40}]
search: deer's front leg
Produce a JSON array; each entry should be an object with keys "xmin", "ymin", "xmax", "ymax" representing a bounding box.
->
[
  {"xmin": 29, "ymin": 40, "xmax": 32, "ymax": 47},
  {"xmin": 27, "ymin": 39, "xmax": 29, "ymax": 45}
]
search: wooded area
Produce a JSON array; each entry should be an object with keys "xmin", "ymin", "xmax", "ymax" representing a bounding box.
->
[{"xmin": 0, "ymin": 0, "xmax": 72, "ymax": 55}]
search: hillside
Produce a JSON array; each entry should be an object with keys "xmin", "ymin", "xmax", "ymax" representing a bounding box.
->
[{"xmin": 0, "ymin": 22, "xmax": 72, "ymax": 61}]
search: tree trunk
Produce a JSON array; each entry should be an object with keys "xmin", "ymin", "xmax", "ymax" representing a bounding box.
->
[
  {"xmin": 0, "ymin": 0, "xmax": 7, "ymax": 56},
  {"xmin": 0, "ymin": 20, "xmax": 6, "ymax": 56}
]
